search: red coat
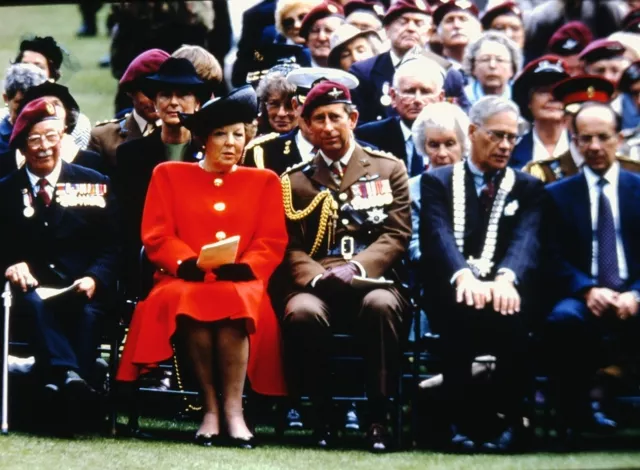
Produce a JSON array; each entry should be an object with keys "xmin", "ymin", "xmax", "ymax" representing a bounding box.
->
[{"xmin": 117, "ymin": 162, "xmax": 288, "ymax": 396}]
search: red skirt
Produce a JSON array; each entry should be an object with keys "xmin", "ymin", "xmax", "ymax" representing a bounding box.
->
[{"xmin": 116, "ymin": 274, "xmax": 287, "ymax": 396}]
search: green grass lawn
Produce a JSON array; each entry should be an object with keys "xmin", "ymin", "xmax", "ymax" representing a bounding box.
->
[{"xmin": 0, "ymin": 4, "xmax": 116, "ymax": 124}]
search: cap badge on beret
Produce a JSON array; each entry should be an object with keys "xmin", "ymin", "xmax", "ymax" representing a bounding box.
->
[
  {"xmin": 373, "ymin": 4, "xmax": 385, "ymax": 15},
  {"xmin": 416, "ymin": 0, "xmax": 428, "ymax": 11},
  {"xmin": 512, "ymin": 6, "xmax": 521, "ymax": 15},
  {"xmin": 458, "ymin": 0, "xmax": 473, "ymax": 9},
  {"xmin": 534, "ymin": 60, "xmax": 565, "ymax": 74},
  {"xmin": 45, "ymin": 102, "xmax": 55, "ymax": 116},
  {"xmin": 562, "ymin": 38, "xmax": 578, "ymax": 51},
  {"xmin": 328, "ymin": 3, "xmax": 339, "ymax": 13},
  {"xmin": 587, "ymin": 86, "xmax": 595, "ymax": 99},
  {"xmin": 328, "ymin": 87, "xmax": 344, "ymax": 99}
]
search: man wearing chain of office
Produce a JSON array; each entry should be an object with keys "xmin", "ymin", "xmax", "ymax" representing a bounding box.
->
[
  {"xmin": 279, "ymin": 80, "xmax": 411, "ymax": 452},
  {"xmin": 419, "ymin": 95, "xmax": 545, "ymax": 452}
]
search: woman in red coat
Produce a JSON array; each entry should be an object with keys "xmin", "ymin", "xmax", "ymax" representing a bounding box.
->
[{"xmin": 117, "ymin": 86, "xmax": 288, "ymax": 448}]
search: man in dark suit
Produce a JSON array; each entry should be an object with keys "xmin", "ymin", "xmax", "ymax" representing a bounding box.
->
[
  {"xmin": 355, "ymin": 56, "xmax": 444, "ymax": 177},
  {"xmin": 420, "ymin": 95, "xmax": 545, "ymax": 452},
  {"xmin": 0, "ymin": 98, "xmax": 119, "ymax": 400},
  {"xmin": 349, "ymin": 0, "xmax": 470, "ymax": 124},
  {"xmin": 544, "ymin": 102, "xmax": 640, "ymax": 438},
  {"xmin": 280, "ymin": 81, "xmax": 411, "ymax": 452}
]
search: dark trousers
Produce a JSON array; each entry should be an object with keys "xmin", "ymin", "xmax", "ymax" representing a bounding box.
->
[
  {"xmin": 441, "ymin": 304, "xmax": 530, "ymax": 436},
  {"xmin": 282, "ymin": 287, "xmax": 407, "ymax": 422},
  {"xmin": 17, "ymin": 290, "xmax": 104, "ymax": 383},
  {"xmin": 545, "ymin": 297, "xmax": 640, "ymax": 424}
]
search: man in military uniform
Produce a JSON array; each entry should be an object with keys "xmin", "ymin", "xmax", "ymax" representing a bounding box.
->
[
  {"xmin": 243, "ymin": 67, "xmax": 359, "ymax": 176},
  {"xmin": 524, "ymin": 75, "xmax": 640, "ymax": 183},
  {"xmin": 87, "ymin": 49, "xmax": 169, "ymax": 172},
  {"xmin": 0, "ymin": 98, "xmax": 119, "ymax": 422},
  {"xmin": 279, "ymin": 80, "xmax": 411, "ymax": 452}
]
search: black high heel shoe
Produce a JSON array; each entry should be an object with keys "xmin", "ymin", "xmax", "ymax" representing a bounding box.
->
[
  {"xmin": 194, "ymin": 432, "xmax": 220, "ymax": 447},
  {"xmin": 227, "ymin": 435, "xmax": 257, "ymax": 449}
]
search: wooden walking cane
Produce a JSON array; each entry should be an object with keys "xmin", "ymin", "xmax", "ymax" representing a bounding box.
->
[{"xmin": 2, "ymin": 281, "xmax": 12, "ymax": 434}]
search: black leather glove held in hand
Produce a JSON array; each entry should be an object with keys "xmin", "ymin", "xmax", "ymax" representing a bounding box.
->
[
  {"xmin": 177, "ymin": 257, "xmax": 205, "ymax": 282},
  {"xmin": 213, "ymin": 263, "xmax": 256, "ymax": 281}
]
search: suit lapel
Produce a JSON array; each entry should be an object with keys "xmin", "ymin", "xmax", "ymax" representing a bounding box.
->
[
  {"xmin": 618, "ymin": 169, "xmax": 637, "ymax": 265},
  {"xmin": 390, "ymin": 118, "xmax": 408, "ymax": 163},
  {"xmin": 124, "ymin": 114, "xmax": 141, "ymax": 139},
  {"xmin": 341, "ymin": 145, "xmax": 370, "ymax": 191},
  {"xmin": 572, "ymin": 174, "xmax": 592, "ymax": 263},
  {"xmin": 309, "ymin": 153, "xmax": 336, "ymax": 190}
]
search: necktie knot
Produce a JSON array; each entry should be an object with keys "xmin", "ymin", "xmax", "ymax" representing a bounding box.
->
[
  {"xmin": 36, "ymin": 178, "xmax": 51, "ymax": 207},
  {"xmin": 37, "ymin": 178, "xmax": 49, "ymax": 190},
  {"xmin": 597, "ymin": 177, "xmax": 608, "ymax": 189}
]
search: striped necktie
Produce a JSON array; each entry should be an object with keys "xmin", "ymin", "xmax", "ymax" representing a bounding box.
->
[{"xmin": 330, "ymin": 161, "xmax": 343, "ymax": 186}]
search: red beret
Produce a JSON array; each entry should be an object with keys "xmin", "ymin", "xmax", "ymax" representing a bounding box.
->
[
  {"xmin": 383, "ymin": 0, "xmax": 431, "ymax": 26},
  {"xmin": 480, "ymin": 2, "xmax": 522, "ymax": 30},
  {"xmin": 301, "ymin": 80, "xmax": 352, "ymax": 118},
  {"xmin": 618, "ymin": 60, "xmax": 640, "ymax": 93},
  {"xmin": 344, "ymin": 0, "xmax": 386, "ymax": 19},
  {"xmin": 512, "ymin": 55, "xmax": 568, "ymax": 120},
  {"xmin": 552, "ymin": 74, "xmax": 615, "ymax": 114},
  {"xmin": 578, "ymin": 39, "xmax": 626, "ymax": 64},
  {"xmin": 119, "ymin": 49, "xmax": 170, "ymax": 90},
  {"xmin": 300, "ymin": 2, "xmax": 345, "ymax": 39},
  {"xmin": 9, "ymin": 97, "xmax": 62, "ymax": 149},
  {"xmin": 547, "ymin": 21, "xmax": 593, "ymax": 56},
  {"xmin": 433, "ymin": 0, "xmax": 478, "ymax": 27}
]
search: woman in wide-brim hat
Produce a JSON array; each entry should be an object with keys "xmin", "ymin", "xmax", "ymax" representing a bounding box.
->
[{"xmin": 117, "ymin": 86, "xmax": 288, "ymax": 449}]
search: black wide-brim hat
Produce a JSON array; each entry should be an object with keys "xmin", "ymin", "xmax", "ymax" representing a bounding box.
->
[
  {"xmin": 180, "ymin": 85, "xmax": 258, "ymax": 139},
  {"xmin": 19, "ymin": 81, "xmax": 79, "ymax": 115},
  {"xmin": 512, "ymin": 55, "xmax": 568, "ymax": 121},
  {"xmin": 142, "ymin": 57, "xmax": 211, "ymax": 103}
]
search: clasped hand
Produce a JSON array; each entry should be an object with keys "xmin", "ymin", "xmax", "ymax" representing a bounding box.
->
[
  {"xmin": 177, "ymin": 258, "xmax": 255, "ymax": 282},
  {"xmin": 315, "ymin": 263, "xmax": 359, "ymax": 292},
  {"xmin": 455, "ymin": 271, "xmax": 520, "ymax": 315},
  {"xmin": 585, "ymin": 288, "xmax": 639, "ymax": 320}
]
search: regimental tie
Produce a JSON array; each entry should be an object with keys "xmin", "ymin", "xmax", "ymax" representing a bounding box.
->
[
  {"xmin": 330, "ymin": 160, "xmax": 344, "ymax": 186},
  {"xmin": 37, "ymin": 178, "xmax": 51, "ymax": 207},
  {"xmin": 142, "ymin": 122, "xmax": 156, "ymax": 137},
  {"xmin": 479, "ymin": 172, "xmax": 496, "ymax": 212},
  {"xmin": 597, "ymin": 178, "xmax": 623, "ymax": 290}
]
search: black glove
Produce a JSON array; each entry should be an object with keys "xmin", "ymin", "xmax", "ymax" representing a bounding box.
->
[
  {"xmin": 213, "ymin": 263, "xmax": 256, "ymax": 281},
  {"xmin": 176, "ymin": 257, "xmax": 205, "ymax": 282}
]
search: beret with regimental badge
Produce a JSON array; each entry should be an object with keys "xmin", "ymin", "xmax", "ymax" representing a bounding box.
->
[
  {"xmin": 480, "ymin": 2, "xmax": 522, "ymax": 30},
  {"xmin": 300, "ymin": 1, "xmax": 345, "ymax": 39},
  {"xmin": 618, "ymin": 60, "xmax": 640, "ymax": 93},
  {"xmin": 552, "ymin": 74, "xmax": 615, "ymax": 115},
  {"xmin": 383, "ymin": 0, "xmax": 431, "ymax": 25},
  {"xmin": 578, "ymin": 39, "xmax": 626, "ymax": 65},
  {"xmin": 119, "ymin": 49, "xmax": 170, "ymax": 91},
  {"xmin": 300, "ymin": 80, "xmax": 352, "ymax": 118},
  {"xmin": 344, "ymin": 0, "xmax": 386, "ymax": 19},
  {"xmin": 433, "ymin": 0, "xmax": 478, "ymax": 27},
  {"xmin": 547, "ymin": 21, "xmax": 593, "ymax": 56},
  {"xmin": 10, "ymin": 97, "xmax": 62, "ymax": 149},
  {"xmin": 512, "ymin": 55, "xmax": 568, "ymax": 121}
]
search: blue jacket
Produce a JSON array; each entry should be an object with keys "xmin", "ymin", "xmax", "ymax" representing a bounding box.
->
[{"xmin": 510, "ymin": 130, "xmax": 534, "ymax": 170}]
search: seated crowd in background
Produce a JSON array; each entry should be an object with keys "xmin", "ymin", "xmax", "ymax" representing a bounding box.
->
[{"xmin": 3, "ymin": 0, "xmax": 640, "ymax": 456}]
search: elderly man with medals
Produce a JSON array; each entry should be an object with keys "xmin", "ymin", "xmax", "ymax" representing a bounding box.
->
[
  {"xmin": 419, "ymin": 95, "xmax": 545, "ymax": 452},
  {"xmin": 0, "ymin": 98, "xmax": 119, "ymax": 429},
  {"xmin": 279, "ymin": 80, "xmax": 411, "ymax": 453}
]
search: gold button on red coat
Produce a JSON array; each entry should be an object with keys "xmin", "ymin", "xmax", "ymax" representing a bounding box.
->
[
  {"xmin": 216, "ymin": 231, "xmax": 227, "ymax": 240},
  {"xmin": 214, "ymin": 202, "xmax": 226, "ymax": 211},
  {"xmin": 213, "ymin": 178, "xmax": 223, "ymax": 187}
]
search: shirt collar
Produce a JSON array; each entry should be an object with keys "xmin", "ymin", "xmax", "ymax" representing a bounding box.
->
[
  {"xmin": 320, "ymin": 139, "xmax": 356, "ymax": 168},
  {"xmin": 389, "ymin": 49, "xmax": 405, "ymax": 68},
  {"xmin": 295, "ymin": 129, "xmax": 315, "ymax": 162},
  {"xmin": 569, "ymin": 140, "xmax": 584, "ymax": 168},
  {"xmin": 132, "ymin": 109, "xmax": 161, "ymax": 133},
  {"xmin": 399, "ymin": 119, "xmax": 413, "ymax": 141},
  {"xmin": 466, "ymin": 157, "xmax": 484, "ymax": 177},
  {"xmin": 584, "ymin": 160, "xmax": 620, "ymax": 188},
  {"xmin": 532, "ymin": 128, "xmax": 569, "ymax": 160},
  {"xmin": 26, "ymin": 157, "xmax": 62, "ymax": 188}
]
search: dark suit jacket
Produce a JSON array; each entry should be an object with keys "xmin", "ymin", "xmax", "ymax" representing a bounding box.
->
[
  {"xmin": 419, "ymin": 164, "xmax": 545, "ymax": 312},
  {"xmin": 0, "ymin": 162, "xmax": 119, "ymax": 299},
  {"xmin": 0, "ymin": 148, "xmax": 105, "ymax": 180},
  {"xmin": 115, "ymin": 129, "xmax": 202, "ymax": 292},
  {"xmin": 546, "ymin": 169, "xmax": 640, "ymax": 298},
  {"xmin": 355, "ymin": 117, "xmax": 410, "ymax": 172},
  {"xmin": 510, "ymin": 130, "xmax": 534, "ymax": 171}
]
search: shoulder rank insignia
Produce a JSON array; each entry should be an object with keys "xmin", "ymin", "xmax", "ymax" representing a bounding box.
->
[
  {"xmin": 245, "ymin": 132, "xmax": 279, "ymax": 150},
  {"xmin": 94, "ymin": 116, "xmax": 125, "ymax": 127},
  {"xmin": 281, "ymin": 160, "xmax": 309, "ymax": 176},
  {"xmin": 362, "ymin": 146, "xmax": 399, "ymax": 161}
]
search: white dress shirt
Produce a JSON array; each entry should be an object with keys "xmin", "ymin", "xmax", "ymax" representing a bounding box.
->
[
  {"xmin": 532, "ymin": 128, "xmax": 569, "ymax": 162},
  {"xmin": 569, "ymin": 140, "xmax": 584, "ymax": 168},
  {"xmin": 26, "ymin": 158, "xmax": 62, "ymax": 200},
  {"xmin": 295, "ymin": 131, "xmax": 316, "ymax": 162},
  {"xmin": 132, "ymin": 109, "xmax": 161, "ymax": 135},
  {"xmin": 399, "ymin": 119, "xmax": 417, "ymax": 171},
  {"xmin": 583, "ymin": 161, "xmax": 628, "ymax": 281}
]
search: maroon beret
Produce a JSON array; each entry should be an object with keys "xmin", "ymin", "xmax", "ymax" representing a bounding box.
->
[
  {"xmin": 622, "ymin": 7, "xmax": 640, "ymax": 31},
  {"xmin": 578, "ymin": 39, "xmax": 626, "ymax": 64},
  {"xmin": 119, "ymin": 49, "xmax": 170, "ymax": 90},
  {"xmin": 433, "ymin": 0, "xmax": 478, "ymax": 27},
  {"xmin": 301, "ymin": 80, "xmax": 352, "ymax": 118},
  {"xmin": 618, "ymin": 60, "xmax": 640, "ymax": 93},
  {"xmin": 9, "ymin": 97, "xmax": 62, "ymax": 149},
  {"xmin": 383, "ymin": 0, "xmax": 431, "ymax": 26},
  {"xmin": 344, "ymin": 0, "xmax": 386, "ymax": 19},
  {"xmin": 552, "ymin": 74, "xmax": 615, "ymax": 114},
  {"xmin": 512, "ymin": 55, "xmax": 568, "ymax": 120},
  {"xmin": 547, "ymin": 21, "xmax": 593, "ymax": 56},
  {"xmin": 300, "ymin": 2, "xmax": 345, "ymax": 39},
  {"xmin": 480, "ymin": 2, "xmax": 522, "ymax": 30}
]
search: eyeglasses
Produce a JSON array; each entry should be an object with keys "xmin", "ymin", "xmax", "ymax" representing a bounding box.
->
[
  {"xmin": 26, "ymin": 131, "xmax": 61, "ymax": 149},
  {"xmin": 480, "ymin": 127, "xmax": 519, "ymax": 145},
  {"xmin": 309, "ymin": 26, "xmax": 335, "ymax": 36},
  {"xmin": 576, "ymin": 134, "xmax": 615, "ymax": 145},
  {"xmin": 282, "ymin": 13, "xmax": 307, "ymax": 30},
  {"xmin": 396, "ymin": 89, "xmax": 438, "ymax": 101},
  {"xmin": 476, "ymin": 55, "xmax": 511, "ymax": 66},
  {"xmin": 265, "ymin": 100, "xmax": 293, "ymax": 111}
]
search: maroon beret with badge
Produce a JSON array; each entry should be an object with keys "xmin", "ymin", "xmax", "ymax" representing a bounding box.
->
[
  {"xmin": 552, "ymin": 74, "xmax": 615, "ymax": 114},
  {"xmin": 9, "ymin": 97, "xmax": 62, "ymax": 149},
  {"xmin": 344, "ymin": 0, "xmax": 386, "ymax": 19},
  {"xmin": 512, "ymin": 55, "xmax": 568, "ymax": 121},
  {"xmin": 433, "ymin": 0, "xmax": 479, "ymax": 27},
  {"xmin": 301, "ymin": 80, "xmax": 352, "ymax": 118},
  {"xmin": 618, "ymin": 60, "xmax": 640, "ymax": 93},
  {"xmin": 578, "ymin": 39, "xmax": 626, "ymax": 65},
  {"xmin": 119, "ymin": 49, "xmax": 170, "ymax": 91},
  {"xmin": 547, "ymin": 21, "xmax": 593, "ymax": 56},
  {"xmin": 480, "ymin": 2, "xmax": 522, "ymax": 30},
  {"xmin": 383, "ymin": 0, "xmax": 431, "ymax": 26},
  {"xmin": 300, "ymin": 1, "xmax": 345, "ymax": 40}
]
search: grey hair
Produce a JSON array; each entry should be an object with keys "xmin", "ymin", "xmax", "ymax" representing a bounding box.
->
[
  {"xmin": 463, "ymin": 31, "xmax": 522, "ymax": 78},
  {"xmin": 256, "ymin": 72, "xmax": 297, "ymax": 105},
  {"xmin": 392, "ymin": 56, "xmax": 445, "ymax": 91},
  {"xmin": 412, "ymin": 102, "xmax": 471, "ymax": 157},
  {"xmin": 468, "ymin": 95, "xmax": 520, "ymax": 126},
  {"xmin": 3, "ymin": 63, "xmax": 47, "ymax": 99}
]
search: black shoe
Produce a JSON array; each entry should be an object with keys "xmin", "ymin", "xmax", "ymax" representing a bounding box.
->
[
  {"xmin": 76, "ymin": 25, "xmax": 97, "ymax": 37},
  {"xmin": 194, "ymin": 432, "xmax": 219, "ymax": 447},
  {"xmin": 313, "ymin": 425, "xmax": 333, "ymax": 449},
  {"xmin": 367, "ymin": 423, "xmax": 390, "ymax": 453},
  {"xmin": 227, "ymin": 436, "xmax": 256, "ymax": 449},
  {"xmin": 98, "ymin": 54, "xmax": 111, "ymax": 68},
  {"xmin": 345, "ymin": 404, "xmax": 360, "ymax": 431},
  {"xmin": 286, "ymin": 408, "xmax": 303, "ymax": 429},
  {"xmin": 64, "ymin": 370, "xmax": 96, "ymax": 399},
  {"xmin": 450, "ymin": 432, "xmax": 476, "ymax": 452},
  {"xmin": 481, "ymin": 427, "xmax": 518, "ymax": 453}
]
